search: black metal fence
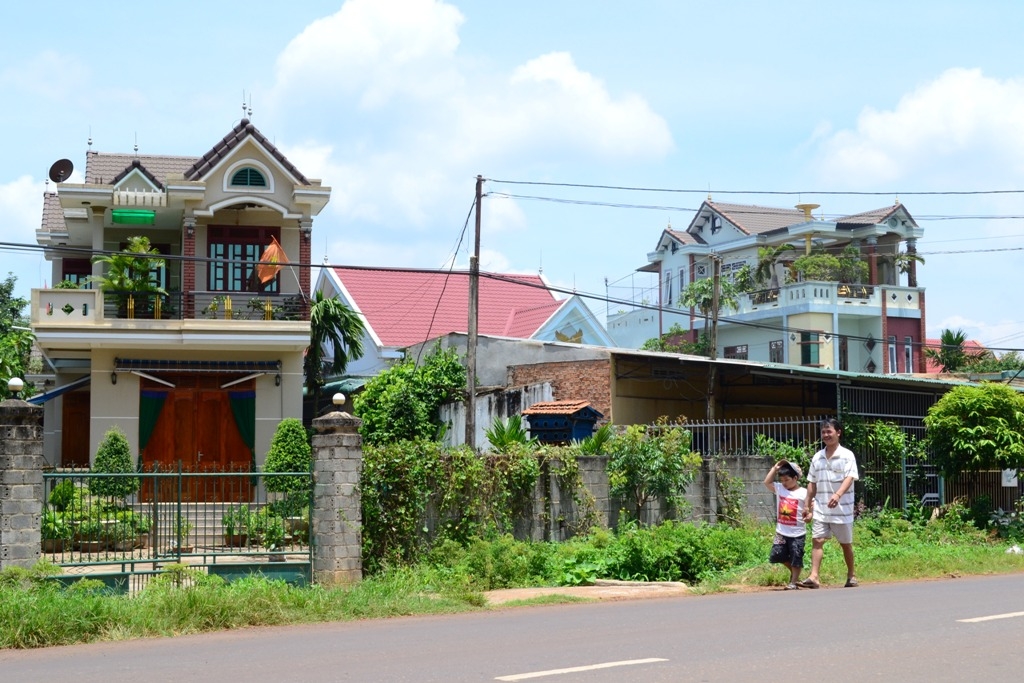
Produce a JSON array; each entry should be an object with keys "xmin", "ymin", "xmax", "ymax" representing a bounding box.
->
[{"xmin": 41, "ymin": 468, "xmax": 313, "ymax": 590}]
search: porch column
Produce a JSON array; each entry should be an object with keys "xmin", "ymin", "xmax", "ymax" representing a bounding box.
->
[
  {"xmin": 299, "ymin": 219, "xmax": 312, "ymax": 316},
  {"xmin": 310, "ymin": 406, "xmax": 362, "ymax": 585},
  {"xmin": 866, "ymin": 237, "xmax": 878, "ymax": 286},
  {"xmin": 906, "ymin": 238, "xmax": 918, "ymax": 288},
  {"xmin": 183, "ymin": 216, "xmax": 196, "ymax": 317},
  {"xmin": 0, "ymin": 394, "xmax": 44, "ymax": 570}
]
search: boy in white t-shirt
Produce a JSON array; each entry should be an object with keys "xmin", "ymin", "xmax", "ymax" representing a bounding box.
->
[{"xmin": 763, "ymin": 459, "xmax": 807, "ymax": 590}]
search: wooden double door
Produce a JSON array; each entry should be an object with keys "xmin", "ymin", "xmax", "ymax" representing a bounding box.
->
[{"xmin": 141, "ymin": 377, "xmax": 253, "ymax": 502}]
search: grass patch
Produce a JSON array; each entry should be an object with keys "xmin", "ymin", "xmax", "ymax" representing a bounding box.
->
[{"xmin": 4, "ymin": 507, "xmax": 1024, "ymax": 649}]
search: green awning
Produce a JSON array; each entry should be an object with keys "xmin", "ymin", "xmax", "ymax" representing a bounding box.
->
[{"xmin": 111, "ymin": 209, "xmax": 156, "ymax": 225}]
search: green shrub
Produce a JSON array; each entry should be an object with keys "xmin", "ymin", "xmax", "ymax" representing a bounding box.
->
[
  {"xmin": 87, "ymin": 428, "xmax": 139, "ymax": 499},
  {"xmin": 47, "ymin": 481, "xmax": 76, "ymax": 511},
  {"xmin": 263, "ymin": 418, "xmax": 312, "ymax": 495}
]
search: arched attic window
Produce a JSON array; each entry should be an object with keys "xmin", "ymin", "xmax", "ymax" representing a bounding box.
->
[{"xmin": 230, "ymin": 167, "xmax": 267, "ymax": 188}]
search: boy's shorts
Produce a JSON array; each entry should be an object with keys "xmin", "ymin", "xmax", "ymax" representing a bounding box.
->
[
  {"xmin": 811, "ymin": 519, "xmax": 854, "ymax": 544},
  {"xmin": 769, "ymin": 533, "xmax": 805, "ymax": 567}
]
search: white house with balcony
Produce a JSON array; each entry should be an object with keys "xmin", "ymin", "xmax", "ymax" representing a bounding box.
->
[
  {"xmin": 29, "ymin": 119, "xmax": 327, "ymax": 478},
  {"xmin": 606, "ymin": 200, "xmax": 926, "ymax": 375}
]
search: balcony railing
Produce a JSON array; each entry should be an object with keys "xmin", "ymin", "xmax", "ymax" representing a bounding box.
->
[{"xmin": 32, "ymin": 288, "xmax": 308, "ymax": 324}]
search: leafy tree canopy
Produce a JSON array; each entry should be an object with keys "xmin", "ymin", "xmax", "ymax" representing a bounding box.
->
[
  {"xmin": 924, "ymin": 383, "xmax": 1024, "ymax": 477},
  {"xmin": 0, "ymin": 273, "xmax": 33, "ymax": 398},
  {"xmin": 792, "ymin": 244, "xmax": 868, "ymax": 284},
  {"xmin": 353, "ymin": 343, "xmax": 466, "ymax": 445},
  {"xmin": 263, "ymin": 418, "xmax": 312, "ymax": 495}
]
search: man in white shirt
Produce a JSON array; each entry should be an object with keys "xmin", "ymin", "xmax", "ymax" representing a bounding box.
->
[{"xmin": 800, "ymin": 418, "xmax": 859, "ymax": 589}]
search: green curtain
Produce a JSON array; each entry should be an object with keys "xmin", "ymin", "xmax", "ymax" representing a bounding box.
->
[
  {"xmin": 139, "ymin": 389, "xmax": 169, "ymax": 450},
  {"xmin": 228, "ymin": 390, "xmax": 256, "ymax": 471}
]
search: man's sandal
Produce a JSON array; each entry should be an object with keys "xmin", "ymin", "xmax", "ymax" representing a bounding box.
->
[
  {"xmin": 797, "ymin": 578, "xmax": 820, "ymax": 589},
  {"xmin": 844, "ymin": 577, "xmax": 859, "ymax": 588}
]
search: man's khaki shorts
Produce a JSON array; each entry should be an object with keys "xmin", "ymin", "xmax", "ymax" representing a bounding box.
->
[{"xmin": 812, "ymin": 519, "xmax": 853, "ymax": 544}]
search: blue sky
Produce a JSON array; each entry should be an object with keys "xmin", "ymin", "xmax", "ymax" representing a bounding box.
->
[{"xmin": 3, "ymin": 0, "xmax": 1024, "ymax": 351}]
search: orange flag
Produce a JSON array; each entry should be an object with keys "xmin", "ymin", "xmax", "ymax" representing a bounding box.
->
[{"xmin": 256, "ymin": 236, "xmax": 288, "ymax": 284}]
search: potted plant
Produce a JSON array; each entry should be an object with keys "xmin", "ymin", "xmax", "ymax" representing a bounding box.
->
[
  {"xmin": 73, "ymin": 518, "xmax": 106, "ymax": 553},
  {"xmin": 221, "ymin": 506, "xmax": 250, "ymax": 547},
  {"xmin": 171, "ymin": 514, "xmax": 193, "ymax": 553},
  {"xmin": 109, "ymin": 520, "xmax": 137, "ymax": 552},
  {"xmin": 87, "ymin": 235, "xmax": 167, "ymax": 319},
  {"xmin": 41, "ymin": 510, "xmax": 73, "ymax": 553},
  {"xmin": 261, "ymin": 513, "xmax": 287, "ymax": 561},
  {"xmin": 88, "ymin": 427, "xmax": 140, "ymax": 501}
]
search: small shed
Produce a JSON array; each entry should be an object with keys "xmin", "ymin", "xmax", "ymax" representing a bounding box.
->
[{"xmin": 521, "ymin": 400, "xmax": 603, "ymax": 444}]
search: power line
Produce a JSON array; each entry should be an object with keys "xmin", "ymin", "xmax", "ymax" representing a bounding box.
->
[
  {"xmin": 4, "ymin": 239, "xmax": 1024, "ymax": 354},
  {"xmin": 486, "ymin": 178, "xmax": 1024, "ymax": 197}
]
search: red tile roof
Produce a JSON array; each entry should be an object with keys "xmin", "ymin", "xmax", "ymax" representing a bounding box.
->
[
  {"xmin": 332, "ymin": 267, "xmax": 558, "ymax": 347},
  {"xmin": 521, "ymin": 400, "xmax": 596, "ymax": 415}
]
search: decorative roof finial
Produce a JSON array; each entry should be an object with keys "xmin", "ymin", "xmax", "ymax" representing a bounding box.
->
[
  {"xmin": 133, "ymin": 132, "xmax": 138, "ymax": 156},
  {"xmin": 87, "ymin": 125, "xmax": 93, "ymax": 150}
]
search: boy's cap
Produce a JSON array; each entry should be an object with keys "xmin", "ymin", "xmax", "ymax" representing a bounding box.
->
[{"xmin": 778, "ymin": 461, "xmax": 802, "ymax": 478}]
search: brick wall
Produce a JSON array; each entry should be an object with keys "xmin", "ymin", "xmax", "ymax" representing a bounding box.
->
[{"xmin": 509, "ymin": 359, "xmax": 612, "ymax": 420}]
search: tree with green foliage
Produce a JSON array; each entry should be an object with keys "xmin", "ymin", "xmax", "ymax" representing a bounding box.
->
[
  {"xmin": 924, "ymin": 383, "xmax": 1024, "ymax": 478},
  {"xmin": 754, "ymin": 244, "xmax": 796, "ymax": 288},
  {"xmin": 0, "ymin": 273, "xmax": 32, "ymax": 399},
  {"xmin": 640, "ymin": 323, "xmax": 709, "ymax": 355},
  {"xmin": 88, "ymin": 427, "xmax": 140, "ymax": 499},
  {"xmin": 306, "ymin": 290, "xmax": 365, "ymax": 416},
  {"xmin": 792, "ymin": 244, "xmax": 869, "ymax": 284},
  {"xmin": 353, "ymin": 343, "xmax": 466, "ymax": 445},
  {"xmin": 87, "ymin": 236, "xmax": 167, "ymax": 317},
  {"xmin": 925, "ymin": 328, "xmax": 988, "ymax": 373},
  {"xmin": 678, "ymin": 277, "xmax": 741, "ymax": 357},
  {"xmin": 263, "ymin": 418, "xmax": 312, "ymax": 495},
  {"xmin": 606, "ymin": 418, "xmax": 703, "ymax": 523}
]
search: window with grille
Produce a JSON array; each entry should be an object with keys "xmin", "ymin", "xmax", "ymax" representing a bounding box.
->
[
  {"xmin": 887, "ymin": 335, "xmax": 898, "ymax": 374},
  {"xmin": 207, "ymin": 226, "xmax": 280, "ymax": 292},
  {"xmin": 904, "ymin": 336, "xmax": 914, "ymax": 373},
  {"xmin": 800, "ymin": 332, "xmax": 821, "ymax": 366},
  {"xmin": 724, "ymin": 344, "xmax": 748, "ymax": 360},
  {"xmin": 769, "ymin": 339, "xmax": 784, "ymax": 363}
]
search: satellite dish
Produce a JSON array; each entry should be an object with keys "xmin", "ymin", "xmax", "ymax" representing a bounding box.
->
[{"xmin": 48, "ymin": 159, "xmax": 74, "ymax": 184}]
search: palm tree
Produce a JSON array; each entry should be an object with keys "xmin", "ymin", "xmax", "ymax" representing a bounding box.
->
[
  {"xmin": 88, "ymin": 236, "xmax": 167, "ymax": 317},
  {"xmin": 754, "ymin": 244, "xmax": 795, "ymax": 288},
  {"xmin": 306, "ymin": 290, "xmax": 366, "ymax": 415},
  {"xmin": 924, "ymin": 328, "xmax": 986, "ymax": 372}
]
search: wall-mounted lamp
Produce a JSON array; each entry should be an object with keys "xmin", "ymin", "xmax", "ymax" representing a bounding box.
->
[
  {"xmin": 110, "ymin": 372, "xmax": 117, "ymax": 385},
  {"xmin": 184, "ymin": 218, "xmax": 195, "ymax": 238},
  {"xmin": 7, "ymin": 377, "xmax": 24, "ymax": 399},
  {"xmin": 300, "ymin": 222, "xmax": 312, "ymax": 242},
  {"xmin": 275, "ymin": 373, "xmax": 281, "ymax": 386}
]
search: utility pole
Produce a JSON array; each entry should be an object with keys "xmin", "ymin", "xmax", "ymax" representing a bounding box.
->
[
  {"xmin": 706, "ymin": 254, "xmax": 721, "ymax": 422},
  {"xmin": 465, "ymin": 175, "xmax": 483, "ymax": 450}
]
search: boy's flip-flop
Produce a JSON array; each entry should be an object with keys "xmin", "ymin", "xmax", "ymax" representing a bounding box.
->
[
  {"xmin": 845, "ymin": 578, "xmax": 859, "ymax": 588},
  {"xmin": 784, "ymin": 583, "xmax": 799, "ymax": 591},
  {"xmin": 797, "ymin": 578, "xmax": 820, "ymax": 589}
]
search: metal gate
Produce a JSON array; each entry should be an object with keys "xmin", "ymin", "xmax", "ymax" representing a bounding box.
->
[{"xmin": 41, "ymin": 467, "xmax": 313, "ymax": 593}]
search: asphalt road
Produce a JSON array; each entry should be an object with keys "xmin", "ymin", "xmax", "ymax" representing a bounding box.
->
[{"xmin": 3, "ymin": 574, "xmax": 1023, "ymax": 682}]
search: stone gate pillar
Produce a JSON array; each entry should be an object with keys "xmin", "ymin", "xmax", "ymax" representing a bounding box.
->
[
  {"xmin": 310, "ymin": 408, "xmax": 362, "ymax": 585},
  {"xmin": 0, "ymin": 397, "xmax": 44, "ymax": 570}
]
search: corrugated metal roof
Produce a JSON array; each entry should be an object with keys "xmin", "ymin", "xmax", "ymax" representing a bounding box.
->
[{"xmin": 332, "ymin": 267, "xmax": 559, "ymax": 347}]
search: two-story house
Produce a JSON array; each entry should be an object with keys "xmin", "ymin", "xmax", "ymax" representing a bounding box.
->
[
  {"xmin": 607, "ymin": 200, "xmax": 926, "ymax": 374},
  {"xmin": 30, "ymin": 119, "xmax": 328, "ymax": 476}
]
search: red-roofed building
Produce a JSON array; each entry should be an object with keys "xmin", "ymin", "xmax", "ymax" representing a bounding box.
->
[
  {"xmin": 315, "ymin": 266, "xmax": 614, "ymax": 377},
  {"xmin": 923, "ymin": 338, "xmax": 989, "ymax": 373}
]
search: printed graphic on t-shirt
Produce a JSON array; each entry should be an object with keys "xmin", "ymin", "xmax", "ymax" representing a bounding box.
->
[{"xmin": 778, "ymin": 496, "xmax": 799, "ymax": 526}]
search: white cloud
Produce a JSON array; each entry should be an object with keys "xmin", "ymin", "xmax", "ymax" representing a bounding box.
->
[
  {"xmin": 816, "ymin": 68, "xmax": 1024, "ymax": 185},
  {"xmin": 272, "ymin": 0, "xmax": 465, "ymax": 109},
  {"xmin": 0, "ymin": 176, "xmax": 49, "ymax": 292},
  {"xmin": 269, "ymin": 1, "xmax": 673, "ymax": 242}
]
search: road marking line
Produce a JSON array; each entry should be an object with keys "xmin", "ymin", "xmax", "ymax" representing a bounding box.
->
[
  {"xmin": 958, "ymin": 611, "xmax": 1024, "ymax": 623},
  {"xmin": 496, "ymin": 658, "xmax": 668, "ymax": 681}
]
